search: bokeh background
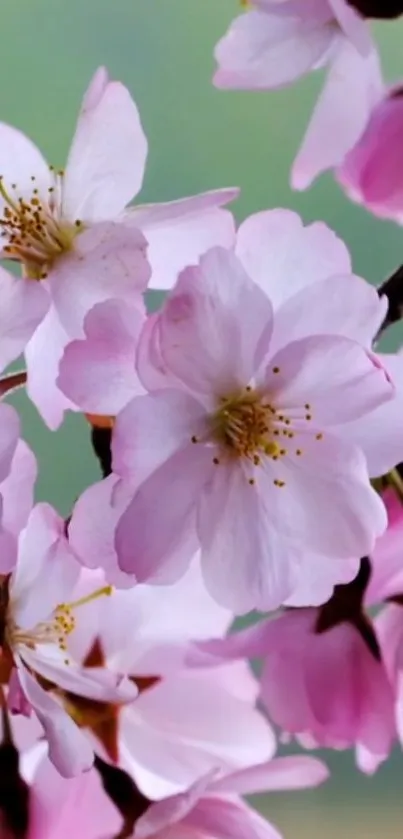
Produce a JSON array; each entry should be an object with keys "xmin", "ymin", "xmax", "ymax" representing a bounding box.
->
[{"xmin": 2, "ymin": 0, "xmax": 403, "ymax": 834}]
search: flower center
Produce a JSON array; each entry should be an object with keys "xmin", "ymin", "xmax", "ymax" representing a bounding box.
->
[
  {"xmin": 210, "ymin": 387, "xmax": 280, "ymax": 462},
  {"xmin": 7, "ymin": 585, "xmax": 113, "ymax": 664},
  {"xmin": 0, "ymin": 170, "xmax": 83, "ymax": 280},
  {"xmin": 192, "ymin": 378, "xmax": 324, "ymax": 489}
]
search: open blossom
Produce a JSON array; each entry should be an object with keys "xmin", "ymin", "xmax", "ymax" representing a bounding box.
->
[
  {"xmin": 0, "ymin": 502, "xmax": 138, "ymax": 778},
  {"xmin": 23, "ymin": 748, "xmax": 328, "ymax": 839},
  {"xmin": 337, "ymin": 86, "xmax": 403, "ymax": 222},
  {"xmin": 100, "ymin": 206, "xmax": 398, "ymax": 614},
  {"xmin": 0, "ymin": 66, "xmax": 238, "ymax": 428},
  {"xmin": 59, "ymin": 560, "xmax": 275, "ymax": 799},
  {"xmin": 213, "ymin": 0, "xmax": 383, "ymax": 190}
]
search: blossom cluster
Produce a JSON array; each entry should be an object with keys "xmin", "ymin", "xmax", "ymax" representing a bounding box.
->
[{"xmin": 1, "ymin": 3, "xmax": 403, "ymax": 837}]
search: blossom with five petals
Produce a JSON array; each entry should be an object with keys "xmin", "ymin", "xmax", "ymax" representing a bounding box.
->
[
  {"xmin": 0, "ymin": 66, "xmax": 238, "ymax": 427},
  {"xmin": 104, "ymin": 210, "xmax": 396, "ymax": 613}
]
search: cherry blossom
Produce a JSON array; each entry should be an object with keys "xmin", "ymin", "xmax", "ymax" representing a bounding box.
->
[
  {"xmin": 108, "ymin": 216, "xmax": 395, "ymax": 612},
  {"xmin": 58, "ymin": 560, "xmax": 275, "ymax": 799},
  {"xmin": 22, "ymin": 747, "xmax": 328, "ymax": 839},
  {"xmin": 213, "ymin": 1, "xmax": 383, "ymax": 189},
  {"xmin": 0, "ymin": 66, "xmax": 238, "ymax": 428},
  {"xmin": 0, "ymin": 503, "xmax": 138, "ymax": 777}
]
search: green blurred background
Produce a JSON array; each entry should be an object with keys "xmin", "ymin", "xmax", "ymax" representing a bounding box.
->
[{"xmin": 3, "ymin": 0, "xmax": 403, "ymax": 834}]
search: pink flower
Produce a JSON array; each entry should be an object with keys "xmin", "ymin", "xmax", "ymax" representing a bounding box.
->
[
  {"xmin": 0, "ymin": 67, "xmax": 238, "ymax": 428},
  {"xmin": 337, "ymin": 86, "xmax": 403, "ymax": 222},
  {"xmin": 135, "ymin": 756, "xmax": 328, "ymax": 839},
  {"xmin": 0, "ymin": 503, "xmax": 138, "ymax": 777},
  {"xmin": 24, "ymin": 750, "xmax": 328, "ymax": 839},
  {"xmin": 256, "ymin": 608, "xmax": 395, "ymax": 774},
  {"xmin": 213, "ymin": 1, "xmax": 383, "ymax": 189},
  {"xmin": 107, "ymin": 209, "xmax": 395, "ymax": 613},
  {"xmin": 61, "ymin": 560, "xmax": 275, "ymax": 799}
]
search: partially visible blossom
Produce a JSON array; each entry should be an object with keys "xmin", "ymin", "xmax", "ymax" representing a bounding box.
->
[
  {"xmin": 0, "ymin": 66, "xmax": 237, "ymax": 427},
  {"xmin": 60, "ymin": 560, "xmax": 275, "ymax": 799},
  {"xmin": 135, "ymin": 755, "xmax": 328, "ymax": 839},
  {"xmin": 0, "ymin": 439, "xmax": 37, "ymax": 574},
  {"xmin": 0, "ymin": 503, "xmax": 138, "ymax": 777},
  {"xmin": 213, "ymin": 1, "xmax": 383, "ymax": 189},
  {"xmin": 337, "ymin": 86, "xmax": 403, "ymax": 222},
  {"xmin": 190, "ymin": 491, "xmax": 403, "ymax": 772},
  {"xmin": 109, "ymin": 213, "xmax": 395, "ymax": 613},
  {"xmin": 23, "ymin": 748, "xmax": 328, "ymax": 839}
]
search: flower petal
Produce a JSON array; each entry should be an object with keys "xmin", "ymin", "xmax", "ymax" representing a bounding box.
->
[
  {"xmin": 17, "ymin": 666, "xmax": 94, "ymax": 778},
  {"xmin": 266, "ymin": 335, "xmax": 393, "ymax": 425},
  {"xmin": 186, "ymin": 796, "xmax": 281, "ymax": 839},
  {"xmin": 112, "ymin": 389, "xmax": 207, "ymax": 483},
  {"xmin": 62, "ymin": 70, "xmax": 147, "ymax": 222},
  {"xmin": 214, "ymin": 5, "xmax": 334, "ymax": 90},
  {"xmin": 115, "ymin": 444, "xmax": 212, "ymax": 582},
  {"xmin": 0, "ymin": 403, "xmax": 20, "ymax": 483},
  {"xmin": 198, "ymin": 462, "xmax": 297, "ymax": 613},
  {"xmin": 0, "ymin": 123, "xmax": 52, "ymax": 213},
  {"xmin": 235, "ymin": 209, "xmax": 351, "ymax": 310},
  {"xmin": 25, "ymin": 305, "xmax": 78, "ymax": 430},
  {"xmin": 265, "ymin": 433, "xmax": 387, "ymax": 557},
  {"xmin": 335, "ymin": 353, "xmax": 403, "ymax": 476},
  {"xmin": 127, "ymin": 190, "xmax": 238, "ymax": 290},
  {"xmin": 11, "ymin": 503, "xmax": 80, "ymax": 630},
  {"xmin": 58, "ymin": 299, "xmax": 144, "ymax": 415},
  {"xmin": 50, "ymin": 222, "xmax": 149, "ymax": 337},
  {"xmin": 120, "ymin": 668, "xmax": 275, "ymax": 799},
  {"xmin": 157, "ymin": 247, "xmax": 273, "ymax": 395},
  {"xmin": 0, "ymin": 271, "xmax": 49, "ymax": 372},
  {"xmin": 211, "ymin": 755, "xmax": 329, "ymax": 795},
  {"xmin": 270, "ymin": 274, "xmax": 386, "ymax": 354},
  {"xmin": 292, "ymin": 37, "xmax": 383, "ymax": 189}
]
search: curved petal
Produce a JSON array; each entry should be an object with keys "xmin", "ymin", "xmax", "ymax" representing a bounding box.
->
[
  {"xmin": 58, "ymin": 299, "xmax": 144, "ymax": 415},
  {"xmin": 28, "ymin": 759, "xmax": 121, "ymax": 839},
  {"xmin": 235, "ymin": 209, "xmax": 351, "ymax": 310},
  {"xmin": 0, "ymin": 123, "xmax": 52, "ymax": 213},
  {"xmin": 25, "ymin": 305, "xmax": 78, "ymax": 430},
  {"xmin": 158, "ymin": 247, "xmax": 273, "ymax": 395},
  {"xmin": 128, "ymin": 189, "xmax": 238, "ymax": 290},
  {"xmin": 199, "ymin": 462, "xmax": 297, "ymax": 613},
  {"xmin": 112, "ymin": 389, "xmax": 207, "ymax": 483},
  {"xmin": 115, "ymin": 444, "xmax": 212, "ymax": 582},
  {"xmin": 337, "ymin": 89, "xmax": 403, "ymax": 222},
  {"xmin": 17, "ymin": 666, "xmax": 94, "ymax": 778},
  {"xmin": 211, "ymin": 755, "xmax": 329, "ymax": 795},
  {"xmin": 0, "ymin": 402, "xmax": 20, "ymax": 483},
  {"xmin": 0, "ymin": 439, "xmax": 37, "ymax": 541},
  {"xmin": 11, "ymin": 503, "xmax": 80, "ymax": 630},
  {"xmin": 186, "ymin": 796, "xmax": 281, "ymax": 839},
  {"xmin": 50, "ymin": 222, "xmax": 149, "ymax": 337},
  {"xmin": 292, "ymin": 36, "xmax": 383, "ymax": 189},
  {"xmin": 335, "ymin": 353, "xmax": 403, "ymax": 476},
  {"xmin": 261, "ymin": 432, "xmax": 387, "ymax": 558},
  {"xmin": 214, "ymin": 6, "xmax": 334, "ymax": 90},
  {"xmin": 68, "ymin": 475, "xmax": 136, "ymax": 587},
  {"xmin": 266, "ymin": 335, "xmax": 393, "ymax": 426},
  {"xmin": 120, "ymin": 669, "xmax": 275, "ymax": 799},
  {"xmin": 285, "ymin": 553, "xmax": 359, "ymax": 607},
  {"xmin": 0, "ymin": 271, "xmax": 49, "ymax": 372},
  {"xmin": 63, "ymin": 70, "xmax": 148, "ymax": 222},
  {"xmin": 21, "ymin": 646, "xmax": 137, "ymax": 704},
  {"xmin": 271, "ymin": 273, "xmax": 386, "ymax": 353}
]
